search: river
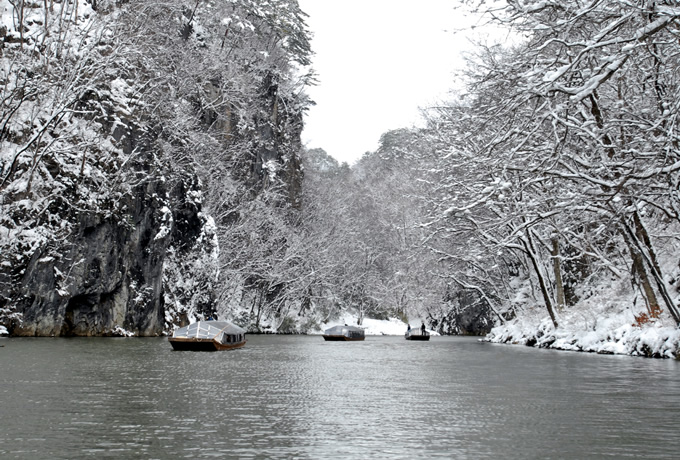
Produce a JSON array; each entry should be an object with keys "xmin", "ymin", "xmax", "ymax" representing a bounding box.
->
[{"xmin": 1, "ymin": 335, "xmax": 678, "ymax": 459}]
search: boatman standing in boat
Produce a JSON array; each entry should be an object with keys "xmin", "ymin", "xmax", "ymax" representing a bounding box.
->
[{"xmin": 421, "ymin": 323, "xmax": 426, "ymax": 335}]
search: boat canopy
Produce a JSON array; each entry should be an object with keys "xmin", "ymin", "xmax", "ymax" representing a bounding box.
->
[{"xmin": 173, "ymin": 321, "xmax": 245, "ymax": 339}]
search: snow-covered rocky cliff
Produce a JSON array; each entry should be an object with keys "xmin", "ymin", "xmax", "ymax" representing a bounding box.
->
[{"xmin": 0, "ymin": 0, "xmax": 309, "ymax": 336}]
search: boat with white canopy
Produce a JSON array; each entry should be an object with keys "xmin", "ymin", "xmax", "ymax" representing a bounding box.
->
[
  {"xmin": 322, "ymin": 325, "xmax": 365, "ymax": 341},
  {"xmin": 169, "ymin": 321, "xmax": 246, "ymax": 351}
]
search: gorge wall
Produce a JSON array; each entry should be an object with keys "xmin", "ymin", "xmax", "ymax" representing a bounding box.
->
[{"xmin": 0, "ymin": 0, "xmax": 308, "ymax": 336}]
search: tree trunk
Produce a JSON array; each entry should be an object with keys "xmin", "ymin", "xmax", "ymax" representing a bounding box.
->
[
  {"xmin": 620, "ymin": 221, "xmax": 660, "ymax": 317},
  {"xmin": 19, "ymin": 0, "xmax": 25, "ymax": 50},
  {"xmin": 255, "ymin": 287, "xmax": 264, "ymax": 328},
  {"xmin": 43, "ymin": 0, "xmax": 49, "ymax": 40},
  {"xmin": 522, "ymin": 232, "xmax": 558, "ymax": 328},
  {"xmin": 631, "ymin": 213, "xmax": 680, "ymax": 325},
  {"xmin": 551, "ymin": 233, "xmax": 566, "ymax": 311}
]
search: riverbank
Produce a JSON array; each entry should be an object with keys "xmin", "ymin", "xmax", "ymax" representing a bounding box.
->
[{"xmin": 485, "ymin": 305, "xmax": 680, "ymax": 359}]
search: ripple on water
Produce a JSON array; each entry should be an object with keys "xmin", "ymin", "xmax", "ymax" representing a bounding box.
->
[{"xmin": 1, "ymin": 336, "xmax": 679, "ymax": 459}]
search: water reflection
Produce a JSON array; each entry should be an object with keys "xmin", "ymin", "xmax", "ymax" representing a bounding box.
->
[{"xmin": 1, "ymin": 336, "xmax": 679, "ymax": 459}]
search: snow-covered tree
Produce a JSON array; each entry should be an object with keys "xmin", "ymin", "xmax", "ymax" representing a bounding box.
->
[{"xmin": 424, "ymin": 0, "xmax": 680, "ymax": 329}]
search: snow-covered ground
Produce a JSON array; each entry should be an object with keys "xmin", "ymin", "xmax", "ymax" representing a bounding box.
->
[
  {"xmin": 310, "ymin": 314, "xmax": 436, "ymax": 336},
  {"xmin": 483, "ymin": 262, "xmax": 680, "ymax": 359},
  {"xmin": 485, "ymin": 304, "xmax": 680, "ymax": 359}
]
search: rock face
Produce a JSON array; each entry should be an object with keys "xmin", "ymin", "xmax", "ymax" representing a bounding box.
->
[
  {"xmin": 7, "ymin": 170, "xmax": 217, "ymax": 336},
  {"xmin": 12, "ymin": 172, "xmax": 171, "ymax": 336},
  {"xmin": 435, "ymin": 290, "xmax": 495, "ymax": 336},
  {"xmin": 1, "ymin": 106, "xmax": 219, "ymax": 337},
  {"xmin": 0, "ymin": 1, "xmax": 309, "ymax": 336}
]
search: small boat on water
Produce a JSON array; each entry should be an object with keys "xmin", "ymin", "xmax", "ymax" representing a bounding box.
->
[
  {"xmin": 169, "ymin": 321, "xmax": 246, "ymax": 351},
  {"xmin": 322, "ymin": 325, "xmax": 365, "ymax": 341},
  {"xmin": 405, "ymin": 327, "xmax": 430, "ymax": 341}
]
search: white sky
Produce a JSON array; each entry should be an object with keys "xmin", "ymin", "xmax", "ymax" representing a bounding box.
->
[{"xmin": 298, "ymin": 0, "xmax": 484, "ymax": 164}]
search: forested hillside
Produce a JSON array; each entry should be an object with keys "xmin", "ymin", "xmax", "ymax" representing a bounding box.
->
[
  {"xmin": 426, "ymin": 0, "xmax": 680, "ymax": 356},
  {"xmin": 299, "ymin": 0, "xmax": 680, "ymax": 356}
]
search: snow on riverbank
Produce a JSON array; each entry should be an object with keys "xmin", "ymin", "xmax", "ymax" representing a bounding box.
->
[
  {"xmin": 485, "ymin": 305, "xmax": 680, "ymax": 359},
  {"xmin": 310, "ymin": 314, "xmax": 435, "ymax": 336},
  {"xmin": 484, "ymin": 264, "xmax": 680, "ymax": 359}
]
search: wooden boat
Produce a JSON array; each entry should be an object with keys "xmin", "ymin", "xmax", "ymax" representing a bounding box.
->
[
  {"xmin": 322, "ymin": 325, "xmax": 365, "ymax": 341},
  {"xmin": 169, "ymin": 321, "xmax": 246, "ymax": 351},
  {"xmin": 405, "ymin": 328, "xmax": 430, "ymax": 341}
]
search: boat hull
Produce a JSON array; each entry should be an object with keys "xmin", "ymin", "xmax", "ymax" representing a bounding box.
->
[
  {"xmin": 322, "ymin": 335, "xmax": 365, "ymax": 341},
  {"xmin": 405, "ymin": 335, "xmax": 430, "ymax": 341},
  {"xmin": 169, "ymin": 337, "xmax": 246, "ymax": 351}
]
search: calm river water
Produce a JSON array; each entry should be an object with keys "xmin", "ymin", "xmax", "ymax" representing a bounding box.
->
[{"xmin": 1, "ymin": 335, "xmax": 679, "ymax": 459}]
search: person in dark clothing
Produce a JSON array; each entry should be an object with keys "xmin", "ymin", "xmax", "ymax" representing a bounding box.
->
[{"xmin": 421, "ymin": 323, "xmax": 426, "ymax": 334}]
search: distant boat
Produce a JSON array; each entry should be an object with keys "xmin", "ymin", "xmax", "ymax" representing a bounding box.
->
[
  {"xmin": 405, "ymin": 328, "xmax": 430, "ymax": 341},
  {"xmin": 169, "ymin": 321, "xmax": 246, "ymax": 351},
  {"xmin": 322, "ymin": 325, "xmax": 365, "ymax": 341}
]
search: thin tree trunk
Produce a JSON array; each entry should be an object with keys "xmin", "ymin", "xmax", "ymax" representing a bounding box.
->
[
  {"xmin": 79, "ymin": 146, "xmax": 88, "ymax": 177},
  {"xmin": 43, "ymin": 0, "xmax": 49, "ymax": 40},
  {"xmin": 18, "ymin": 0, "xmax": 25, "ymax": 50},
  {"xmin": 630, "ymin": 213, "xmax": 680, "ymax": 325},
  {"xmin": 620, "ymin": 221, "xmax": 660, "ymax": 317},
  {"xmin": 523, "ymin": 231, "xmax": 558, "ymax": 328},
  {"xmin": 56, "ymin": 0, "xmax": 67, "ymax": 59},
  {"xmin": 255, "ymin": 286, "xmax": 265, "ymax": 328},
  {"xmin": 551, "ymin": 233, "xmax": 566, "ymax": 311}
]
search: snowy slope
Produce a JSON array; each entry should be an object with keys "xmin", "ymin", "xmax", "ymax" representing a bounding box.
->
[{"xmin": 486, "ymin": 274, "xmax": 680, "ymax": 358}]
